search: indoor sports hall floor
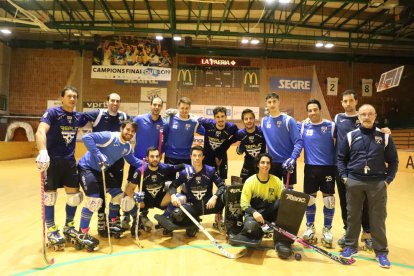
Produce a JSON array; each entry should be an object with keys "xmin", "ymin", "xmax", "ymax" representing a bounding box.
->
[{"xmin": 1, "ymin": 157, "xmax": 413, "ymax": 276}]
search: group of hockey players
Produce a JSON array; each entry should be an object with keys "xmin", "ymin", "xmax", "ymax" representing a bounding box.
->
[{"xmin": 35, "ymin": 86, "xmax": 398, "ymax": 268}]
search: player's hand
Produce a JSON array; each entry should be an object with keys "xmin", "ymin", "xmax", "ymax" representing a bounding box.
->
[
  {"xmin": 97, "ymin": 153, "xmax": 109, "ymax": 170},
  {"xmin": 380, "ymin": 127, "xmax": 391, "ymax": 134},
  {"xmin": 282, "ymin": 158, "xmax": 296, "ymax": 172},
  {"xmin": 36, "ymin": 149, "xmax": 50, "ymax": 171},
  {"xmin": 165, "ymin": 108, "xmax": 178, "ymax": 116},
  {"xmin": 342, "ymin": 177, "xmax": 348, "ymax": 185},
  {"xmin": 253, "ymin": 211, "xmax": 264, "ymax": 224},
  {"xmin": 171, "ymin": 194, "xmax": 181, "ymax": 207},
  {"xmin": 215, "ymin": 157, "xmax": 222, "ymax": 168},
  {"xmin": 133, "ymin": 191, "xmax": 145, "ymax": 203},
  {"xmin": 206, "ymin": 195, "xmax": 217, "ymax": 209}
]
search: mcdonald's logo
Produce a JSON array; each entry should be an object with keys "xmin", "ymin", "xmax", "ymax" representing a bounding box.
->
[
  {"xmin": 177, "ymin": 69, "xmax": 192, "ymax": 83},
  {"xmin": 244, "ymin": 72, "xmax": 259, "ymax": 85}
]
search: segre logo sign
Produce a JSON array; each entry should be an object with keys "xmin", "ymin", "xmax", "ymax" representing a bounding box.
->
[{"xmin": 270, "ymin": 77, "xmax": 312, "ymax": 92}]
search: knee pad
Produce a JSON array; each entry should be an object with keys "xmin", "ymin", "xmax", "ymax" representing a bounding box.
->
[
  {"xmin": 121, "ymin": 196, "xmax": 136, "ymax": 212},
  {"xmin": 172, "ymin": 207, "xmax": 186, "ymax": 223},
  {"xmin": 66, "ymin": 192, "xmax": 83, "ymax": 207},
  {"xmin": 111, "ymin": 192, "xmax": 123, "ymax": 205},
  {"xmin": 308, "ymin": 195, "xmax": 316, "ymax": 206},
  {"xmin": 85, "ymin": 197, "xmax": 103, "ymax": 213},
  {"xmin": 176, "ymin": 193, "xmax": 187, "ymax": 205},
  {"xmin": 44, "ymin": 191, "xmax": 57, "ymax": 206},
  {"xmin": 243, "ymin": 218, "xmax": 260, "ymax": 234},
  {"xmin": 323, "ymin": 195, "xmax": 335, "ymax": 209}
]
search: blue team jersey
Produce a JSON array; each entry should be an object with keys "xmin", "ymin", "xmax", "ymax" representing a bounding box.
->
[
  {"xmin": 261, "ymin": 113, "xmax": 302, "ymax": 163},
  {"xmin": 130, "ymin": 163, "xmax": 179, "ymax": 198},
  {"xmin": 172, "ymin": 164, "xmax": 225, "ymax": 203},
  {"xmin": 299, "ymin": 120, "xmax": 336, "ymax": 166},
  {"xmin": 79, "ymin": 131, "xmax": 141, "ymax": 171},
  {"xmin": 40, "ymin": 106, "xmax": 88, "ymax": 159},
  {"xmin": 334, "ymin": 113, "xmax": 360, "ymax": 153},
  {"xmin": 235, "ymin": 126, "xmax": 267, "ymax": 161},
  {"xmin": 165, "ymin": 115, "xmax": 205, "ymax": 160},
  {"xmin": 198, "ymin": 118, "xmax": 238, "ymax": 159},
  {"xmin": 133, "ymin": 113, "xmax": 168, "ymax": 159},
  {"xmin": 84, "ymin": 109, "xmax": 129, "ymax": 132}
]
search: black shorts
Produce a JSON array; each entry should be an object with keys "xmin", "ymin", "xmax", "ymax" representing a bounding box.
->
[
  {"xmin": 164, "ymin": 156, "xmax": 191, "ymax": 166},
  {"xmin": 304, "ymin": 164, "xmax": 336, "ymax": 195},
  {"xmin": 240, "ymin": 158, "xmax": 256, "ymax": 183},
  {"xmin": 127, "ymin": 165, "xmax": 137, "ymax": 182},
  {"xmin": 106, "ymin": 158, "xmax": 125, "ymax": 188},
  {"xmin": 204, "ymin": 155, "xmax": 228, "ymax": 180},
  {"xmin": 144, "ymin": 191, "xmax": 167, "ymax": 209},
  {"xmin": 45, "ymin": 158, "xmax": 79, "ymax": 191},
  {"xmin": 270, "ymin": 162, "xmax": 297, "ymax": 185},
  {"xmin": 78, "ymin": 166, "xmax": 102, "ymax": 196}
]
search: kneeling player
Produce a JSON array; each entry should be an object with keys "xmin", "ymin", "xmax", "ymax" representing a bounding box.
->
[
  {"xmin": 167, "ymin": 145, "xmax": 226, "ymax": 237},
  {"xmin": 122, "ymin": 147, "xmax": 184, "ymax": 236},
  {"xmin": 238, "ymin": 153, "xmax": 290, "ymax": 258}
]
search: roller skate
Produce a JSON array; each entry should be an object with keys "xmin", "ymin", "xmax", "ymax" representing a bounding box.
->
[
  {"xmin": 76, "ymin": 228, "xmax": 100, "ymax": 252},
  {"xmin": 185, "ymin": 226, "xmax": 199, "ymax": 237},
  {"xmin": 321, "ymin": 226, "xmax": 333, "ymax": 248},
  {"xmin": 275, "ymin": 242, "xmax": 292, "ymax": 259},
  {"xmin": 361, "ymin": 231, "xmax": 373, "ymax": 252},
  {"xmin": 109, "ymin": 217, "xmax": 125, "ymax": 238},
  {"xmin": 139, "ymin": 213, "xmax": 153, "ymax": 232},
  {"xmin": 261, "ymin": 224, "xmax": 273, "ymax": 238},
  {"xmin": 97, "ymin": 213, "xmax": 108, "ymax": 238},
  {"xmin": 303, "ymin": 223, "xmax": 317, "ymax": 244},
  {"xmin": 121, "ymin": 215, "xmax": 131, "ymax": 231},
  {"xmin": 47, "ymin": 225, "xmax": 65, "ymax": 251},
  {"xmin": 63, "ymin": 221, "xmax": 83, "ymax": 250}
]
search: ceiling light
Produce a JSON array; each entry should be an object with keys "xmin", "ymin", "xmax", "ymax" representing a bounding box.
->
[
  {"xmin": 241, "ymin": 38, "xmax": 249, "ymax": 44},
  {"xmin": 155, "ymin": 35, "xmax": 163, "ymax": 40},
  {"xmin": 315, "ymin": 41, "xmax": 324, "ymax": 48},
  {"xmin": 278, "ymin": 0, "xmax": 292, "ymax": 4},
  {"xmin": 250, "ymin": 39, "xmax": 260, "ymax": 45},
  {"xmin": 368, "ymin": 0, "xmax": 384, "ymax": 8},
  {"xmin": 265, "ymin": 0, "xmax": 276, "ymax": 3},
  {"xmin": 173, "ymin": 36, "xmax": 182, "ymax": 41},
  {"xmin": 324, "ymin": 42, "xmax": 334, "ymax": 48},
  {"xmin": 1, "ymin": 29, "xmax": 12, "ymax": 35}
]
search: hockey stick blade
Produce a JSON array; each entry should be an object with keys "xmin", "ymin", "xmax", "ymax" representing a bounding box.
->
[
  {"xmin": 265, "ymin": 221, "xmax": 355, "ymax": 265},
  {"xmin": 179, "ymin": 204, "xmax": 246, "ymax": 259}
]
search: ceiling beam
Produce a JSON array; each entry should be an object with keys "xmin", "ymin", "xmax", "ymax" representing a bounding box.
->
[{"xmin": 167, "ymin": 0, "xmax": 176, "ymax": 31}]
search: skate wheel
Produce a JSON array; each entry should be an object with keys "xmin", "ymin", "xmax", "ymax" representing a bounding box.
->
[
  {"xmin": 294, "ymin": 253, "xmax": 302, "ymax": 261},
  {"xmin": 155, "ymin": 224, "xmax": 162, "ymax": 229},
  {"xmin": 86, "ymin": 247, "xmax": 94, "ymax": 252},
  {"xmin": 74, "ymin": 243, "xmax": 83, "ymax": 250}
]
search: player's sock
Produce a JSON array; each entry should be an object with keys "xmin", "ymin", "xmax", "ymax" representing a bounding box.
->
[
  {"xmin": 323, "ymin": 206, "xmax": 335, "ymax": 227},
  {"xmin": 79, "ymin": 207, "xmax": 93, "ymax": 229},
  {"xmin": 65, "ymin": 204, "xmax": 77, "ymax": 225},
  {"xmin": 305, "ymin": 204, "xmax": 316, "ymax": 225},
  {"xmin": 129, "ymin": 205, "xmax": 137, "ymax": 218},
  {"xmin": 108, "ymin": 202, "xmax": 120, "ymax": 220},
  {"xmin": 45, "ymin": 205, "xmax": 55, "ymax": 228}
]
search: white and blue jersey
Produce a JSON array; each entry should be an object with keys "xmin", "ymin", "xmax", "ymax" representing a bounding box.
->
[
  {"xmin": 334, "ymin": 113, "xmax": 360, "ymax": 154},
  {"xmin": 299, "ymin": 120, "xmax": 336, "ymax": 166},
  {"xmin": 133, "ymin": 113, "xmax": 168, "ymax": 159},
  {"xmin": 40, "ymin": 106, "xmax": 88, "ymax": 159},
  {"xmin": 165, "ymin": 115, "xmax": 205, "ymax": 160},
  {"xmin": 79, "ymin": 131, "xmax": 142, "ymax": 171},
  {"xmin": 261, "ymin": 113, "xmax": 302, "ymax": 163},
  {"xmin": 84, "ymin": 109, "xmax": 129, "ymax": 132},
  {"xmin": 235, "ymin": 126, "xmax": 267, "ymax": 162}
]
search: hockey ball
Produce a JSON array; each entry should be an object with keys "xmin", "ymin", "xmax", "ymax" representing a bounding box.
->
[{"xmin": 294, "ymin": 253, "xmax": 302, "ymax": 261}]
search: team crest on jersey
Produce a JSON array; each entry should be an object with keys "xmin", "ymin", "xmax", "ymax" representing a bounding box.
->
[
  {"xmin": 67, "ymin": 116, "xmax": 73, "ymax": 124},
  {"xmin": 215, "ymin": 131, "xmax": 221, "ymax": 137},
  {"xmin": 321, "ymin": 126, "xmax": 327, "ymax": 133},
  {"xmin": 249, "ymin": 136, "xmax": 254, "ymax": 143},
  {"xmin": 156, "ymin": 125, "xmax": 161, "ymax": 130},
  {"xmin": 375, "ymin": 136, "xmax": 383, "ymax": 144},
  {"xmin": 325, "ymin": 176, "xmax": 333, "ymax": 182},
  {"xmin": 306, "ymin": 129, "xmax": 313, "ymax": 136},
  {"xmin": 185, "ymin": 123, "xmax": 191, "ymax": 130},
  {"xmin": 151, "ymin": 175, "xmax": 157, "ymax": 182},
  {"xmin": 195, "ymin": 176, "xmax": 202, "ymax": 185},
  {"xmin": 122, "ymin": 148, "xmax": 128, "ymax": 154},
  {"xmin": 266, "ymin": 122, "xmax": 271, "ymax": 128},
  {"xmin": 147, "ymin": 185, "xmax": 162, "ymax": 197},
  {"xmin": 190, "ymin": 187, "xmax": 207, "ymax": 200},
  {"xmin": 247, "ymin": 148, "xmax": 261, "ymax": 158},
  {"xmin": 209, "ymin": 140, "xmax": 223, "ymax": 150},
  {"xmin": 172, "ymin": 123, "xmax": 178, "ymax": 129},
  {"xmin": 277, "ymin": 121, "xmax": 282, "ymax": 128},
  {"xmin": 133, "ymin": 172, "xmax": 138, "ymax": 179},
  {"xmin": 269, "ymin": 188, "xmax": 274, "ymax": 196},
  {"xmin": 61, "ymin": 129, "xmax": 76, "ymax": 146}
]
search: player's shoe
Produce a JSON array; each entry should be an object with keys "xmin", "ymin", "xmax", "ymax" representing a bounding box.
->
[
  {"xmin": 185, "ymin": 226, "xmax": 199, "ymax": 237},
  {"xmin": 97, "ymin": 213, "xmax": 108, "ymax": 237},
  {"xmin": 121, "ymin": 215, "xmax": 131, "ymax": 231},
  {"xmin": 376, "ymin": 253, "xmax": 391, "ymax": 268},
  {"xmin": 109, "ymin": 217, "xmax": 125, "ymax": 238},
  {"xmin": 139, "ymin": 213, "xmax": 153, "ymax": 231},
  {"xmin": 275, "ymin": 242, "xmax": 292, "ymax": 259},
  {"xmin": 303, "ymin": 223, "xmax": 317, "ymax": 244},
  {"xmin": 340, "ymin": 247, "xmax": 358, "ymax": 259},
  {"xmin": 321, "ymin": 226, "xmax": 333, "ymax": 248},
  {"xmin": 77, "ymin": 228, "xmax": 100, "ymax": 251},
  {"xmin": 47, "ymin": 225, "xmax": 65, "ymax": 251}
]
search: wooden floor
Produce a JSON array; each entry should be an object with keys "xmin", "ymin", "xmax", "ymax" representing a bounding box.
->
[{"xmin": 1, "ymin": 158, "xmax": 414, "ymax": 276}]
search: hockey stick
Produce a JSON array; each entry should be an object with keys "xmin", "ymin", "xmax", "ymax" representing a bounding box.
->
[
  {"xmin": 264, "ymin": 221, "xmax": 355, "ymax": 265},
  {"xmin": 101, "ymin": 167, "xmax": 113, "ymax": 254},
  {"xmin": 40, "ymin": 171, "xmax": 55, "ymax": 265},
  {"xmin": 179, "ymin": 204, "xmax": 246, "ymax": 259},
  {"xmin": 158, "ymin": 128, "xmax": 163, "ymax": 156},
  {"xmin": 135, "ymin": 158, "xmax": 146, "ymax": 248}
]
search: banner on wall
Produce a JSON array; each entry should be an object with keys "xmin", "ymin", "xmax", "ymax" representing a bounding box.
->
[
  {"xmin": 204, "ymin": 105, "xmax": 232, "ymax": 119},
  {"xmin": 191, "ymin": 105, "xmax": 205, "ymax": 117},
  {"xmin": 361, "ymin": 79, "xmax": 373, "ymax": 97},
  {"xmin": 269, "ymin": 77, "xmax": 312, "ymax": 92},
  {"xmin": 243, "ymin": 69, "xmax": 260, "ymax": 92},
  {"xmin": 138, "ymin": 102, "xmax": 166, "ymax": 116},
  {"xmin": 140, "ymin": 87, "xmax": 167, "ymax": 102},
  {"xmin": 82, "ymin": 101, "xmax": 139, "ymax": 115},
  {"xmin": 92, "ymin": 35, "xmax": 172, "ymax": 80},
  {"xmin": 327, "ymin": 77, "xmax": 339, "ymax": 96}
]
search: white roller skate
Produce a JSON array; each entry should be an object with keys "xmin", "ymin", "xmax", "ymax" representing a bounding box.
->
[
  {"xmin": 321, "ymin": 226, "xmax": 333, "ymax": 248},
  {"xmin": 47, "ymin": 225, "xmax": 65, "ymax": 251},
  {"xmin": 303, "ymin": 224, "xmax": 317, "ymax": 244},
  {"xmin": 361, "ymin": 231, "xmax": 373, "ymax": 252}
]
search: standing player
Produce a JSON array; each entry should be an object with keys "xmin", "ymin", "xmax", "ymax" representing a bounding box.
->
[
  {"xmin": 261, "ymin": 92, "xmax": 302, "ymax": 189},
  {"xmin": 168, "ymin": 145, "xmax": 226, "ymax": 237},
  {"xmin": 122, "ymin": 147, "xmax": 184, "ymax": 236},
  {"xmin": 84, "ymin": 92, "xmax": 130, "ymax": 237},
  {"xmin": 234, "ymin": 109, "xmax": 266, "ymax": 183},
  {"xmin": 298, "ymin": 99, "xmax": 336, "ymax": 248},
  {"xmin": 164, "ymin": 97, "xmax": 204, "ymax": 165},
  {"xmin": 35, "ymin": 86, "xmax": 89, "ymax": 249},
  {"xmin": 197, "ymin": 106, "xmax": 238, "ymax": 180},
  {"xmin": 74, "ymin": 120, "xmax": 142, "ymax": 250},
  {"xmin": 123, "ymin": 96, "xmax": 168, "ymax": 229}
]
